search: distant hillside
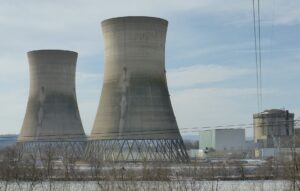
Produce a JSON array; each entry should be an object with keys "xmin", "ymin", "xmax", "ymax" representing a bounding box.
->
[
  {"xmin": 0, "ymin": 134, "xmax": 202, "ymax": 148},
  {"xmin": 181, "ymin": 133, "xmax": 199, "ymax": 141},
  {"xmin": 0, "ymin": 134, "xmax": 17, "ymax": 149}
]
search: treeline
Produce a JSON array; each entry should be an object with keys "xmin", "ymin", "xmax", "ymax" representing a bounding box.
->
[{"xmin": 0, "ymin": 144, "xmax": 299, "ymax": 191}]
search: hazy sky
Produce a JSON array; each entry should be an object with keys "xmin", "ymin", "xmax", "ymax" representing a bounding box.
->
[{"xmin": 1, "ymin": 0, "xmax": 300, "ymax": 137}]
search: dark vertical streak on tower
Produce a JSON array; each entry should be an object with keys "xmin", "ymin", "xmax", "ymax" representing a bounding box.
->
[
  {"xmin": 18, "ymin": 50, "xmax": 86, "ymax": 142},
  {"xmin": 88, "ymin": 16, "xmax": 189, "ymax": 162}
]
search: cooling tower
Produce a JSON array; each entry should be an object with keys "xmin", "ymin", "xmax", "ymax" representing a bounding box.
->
[
  {"xmin": 18, "ymin": 50, "xmax": 86, "ymax": 152},
  {"xmin": 87, "ymin": 16, "xmax": 189, "ymax": 162}
]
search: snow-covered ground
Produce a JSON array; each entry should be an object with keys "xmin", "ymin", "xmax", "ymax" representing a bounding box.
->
[{"xmin": 0, "ymin": 180, "xmax": 294, "ymax": 191}]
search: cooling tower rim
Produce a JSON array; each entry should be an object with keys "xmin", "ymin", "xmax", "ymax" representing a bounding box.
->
[
  {"xmin": 101, "ymin": 16, "xmax": 168, "ymax": 25},
  {"xmin": 27, "ymin": 49, "xmax": 78, "ymax": 56}
]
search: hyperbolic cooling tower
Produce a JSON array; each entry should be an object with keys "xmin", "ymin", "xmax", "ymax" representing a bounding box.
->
[
  {"xmin": 18, "ymin": 50, "xmax": 86, "ymax": 147},
  {"xmin": 88, "ymin": 16, "xmax": 189, "ymax": 162}
]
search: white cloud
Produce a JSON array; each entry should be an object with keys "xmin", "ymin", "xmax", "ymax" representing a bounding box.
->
[
  {"xmin": 0, "ymin": 0, "xmax": 299, "ymax": 136},
  {"xmin": 77, "ymin": 101, "xmax": 98, "ymax": 135},
  {"xmin": 76, "ymin": 72, "xmax": 102, "ymax": 83},
  {"xmin": 171, "ymin": 87, "xmax": 276, "ymax": 137},
  {"xmin": 0, "ymin": 89, "xmax": 27, "ymax": 134},
  {"xmin": 0, "ymin": 56, "xmax": 28, "ymax": 82},
  {"xmin": 171, "ymin": 88, "xmax": 256, "ymax": 128},
  {"xmin": 266, "ymin": 1, "xmax": 300, "ymax": 26},
  {"xmin": 0, "ymin": 1, "xmax": 298, "ymax": 36},
  {"xmin": 167, "ymin": 64, "xmax": 252, "ymax": 88}
]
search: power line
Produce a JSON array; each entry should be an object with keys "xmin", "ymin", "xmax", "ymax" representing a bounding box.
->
[
  {"xmin": 252, "ymin": 0, "xmax": 260, "ymax": 112},
  {"xmin": 252, "ymin": 0, "xmax": 263, "ymax": 112},
  {"xmin": 0, "ymin": 119, "xmax": 299, "ymax": 142},
  {"xmin": 257, "ymin": 0, "xmax": 263, "ymax": 111},
  {"xmin": 270, "ymin": 0, "xmax": 276, "ymax": 57}
]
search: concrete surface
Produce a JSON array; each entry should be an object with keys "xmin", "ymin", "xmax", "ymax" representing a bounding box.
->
[
  {"xmin": 91, "ymin": 16, "xmax": 182, "ymax": 139},
  {"xmin": 18, "ymin": 50, "xmax": 86, "ymax": 142}
]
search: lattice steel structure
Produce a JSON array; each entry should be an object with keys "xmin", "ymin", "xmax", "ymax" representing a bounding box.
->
[
  {"xmin": 87, "ymin": 139, "xmax": 188, "ymax": 162},
  {"xmin": 87, "ymin": 16, "xmax": 189, "ymax": 162},
  {"xmin": 18, "ymin": 50, "xmax": 87, "ymax": 156},
  {"xmin": 17, "ymin": 140, "xmax": 86, "ymax": 160}
]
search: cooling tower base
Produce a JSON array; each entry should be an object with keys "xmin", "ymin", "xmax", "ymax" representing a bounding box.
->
[
  {"xmin": 17, "ymin": 141, "xmax": 86, "ymax": 159},
  {"xmin": 86, "ymin": 139, "xmax": 190, "ymax": 163}
]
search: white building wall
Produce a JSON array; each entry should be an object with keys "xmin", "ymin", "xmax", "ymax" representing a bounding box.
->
[
  {"xmin": 199, "ymin": 130, "xmax": 215, "ymax": 150},
  {"xmin": 215, "ymin": 129, "xmax": 245, "ymax": 151},
  {"xmin": 199, "ymin": 129, "xmax": 245, "ymax": 151}
]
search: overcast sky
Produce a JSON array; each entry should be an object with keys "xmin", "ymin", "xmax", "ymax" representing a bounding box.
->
[{"xmin": 1, "ymin": 0, "xmax": 300, "ymax": 138}]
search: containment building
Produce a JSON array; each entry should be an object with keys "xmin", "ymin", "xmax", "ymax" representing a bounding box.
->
[
  {"xmin": 253, "ymin": 109, "xmax": 294, "ymax": 148},
  {"xmin": 18, "ymin": 50, "xmax": 86, "ymax": 152},
  {"xmin": 87, "ymin": 16, "xmax": 189, "ymax": 162}
]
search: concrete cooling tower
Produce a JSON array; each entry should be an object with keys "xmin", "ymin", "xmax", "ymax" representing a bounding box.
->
[
  {"xmin": 18, "ymin": 50, "xmax": 86, "ymax": 152},
  {"xmin": 87, "ymin": 16, "xmax": 189, "ymax": 162}
]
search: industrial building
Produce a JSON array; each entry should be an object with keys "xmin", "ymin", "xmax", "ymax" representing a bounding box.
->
[
  {"xmin": 253, "ymin": 109, "xmax": 294, "ymax": 148},
  {"xmin": 18, "ymin": 50, "xmax": 86, "ymax": 152},
  {"xmin": 87, "ymin": 16, "xmax": 189, "ymax": 162},
  {"xmin": 199, "ymin": 128, "xmax": 246, "ymax": 152}
]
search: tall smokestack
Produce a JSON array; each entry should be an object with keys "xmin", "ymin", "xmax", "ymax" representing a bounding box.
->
[
  {"xmin": 18, "ymin": 50, "xmax": 86, "ymax": 145},
  {"xmin": 88, "ymin": 17, "xmax": 189, "ymax": 162}
]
